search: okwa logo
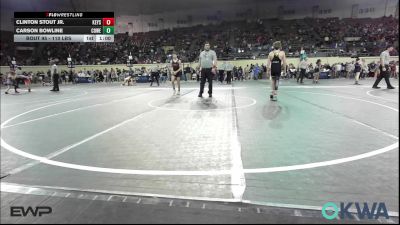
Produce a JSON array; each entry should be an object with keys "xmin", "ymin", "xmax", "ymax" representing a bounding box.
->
[{"xmin": 321, "ymin": 202, "xmax": 389, "ymax": 220}]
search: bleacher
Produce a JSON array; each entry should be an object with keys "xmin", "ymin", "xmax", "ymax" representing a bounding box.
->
[{"xmin": 1, "ymin": 16, "xmax": 398, "ymax": 66}]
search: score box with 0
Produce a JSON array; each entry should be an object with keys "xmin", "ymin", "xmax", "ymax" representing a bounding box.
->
[
  {"xmin": 90, "ymin": 27, "xmax": 114, "ymax": 34},
  {"xmin": 103, "ymin": 26, "xmax": 114, "ymax": 34},
  {"xmin": 102, "ymin": 18, "xmax": 114, "ymax": 26}
]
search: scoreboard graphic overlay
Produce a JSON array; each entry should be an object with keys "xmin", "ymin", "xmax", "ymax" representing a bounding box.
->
[{"xmin": 14, "ymin": 12, "xmax": 114, "ymax": 42}]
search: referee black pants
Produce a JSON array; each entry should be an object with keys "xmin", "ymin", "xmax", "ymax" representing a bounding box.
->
[
  {"xmin": 297, "ymin": 69, "xmax": 306, "ymax": 83},
  {"xmin": 199, "ymin": 68, "xmax": 213, "ymax": 95},
  {"xmin": 373, "ymin": 65, "xmax": 394, "ymax": 88},
  {"xmin": 52, "ymin": 74, "xmax": 59, "ymax": 91}
]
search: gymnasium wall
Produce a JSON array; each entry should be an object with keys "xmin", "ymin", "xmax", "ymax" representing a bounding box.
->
[{"xmin": 1, "ymin": 56, "xmax": 398, "ymax": 74}]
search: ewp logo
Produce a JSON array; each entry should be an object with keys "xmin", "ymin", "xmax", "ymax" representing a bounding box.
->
[
  {"xmin": 321, "ymin": 202, "xmax": 389, "ymax": 220},
  {"xmin": 10, "ymin": 206, "xmax": 52, "ymax": 217}
]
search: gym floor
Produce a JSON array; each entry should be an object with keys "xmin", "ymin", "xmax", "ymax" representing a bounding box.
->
[{"xmin": 1, "ymin": 78, "xmax": 399, "ymax": 223}]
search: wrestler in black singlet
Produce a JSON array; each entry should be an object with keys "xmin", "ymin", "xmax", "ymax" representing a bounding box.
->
[
  {"xmin": 172, "ymin": 60, "xmax": 181, "ymax": 77},
  {"xmin": 270, "ymin": 51, "xmax": 282, "ymax": 80}
]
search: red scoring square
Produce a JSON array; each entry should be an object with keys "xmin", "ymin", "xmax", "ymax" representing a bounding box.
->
[{"xmin": 102, "ymin": 18, "xmax": 114, "ymax": 26}]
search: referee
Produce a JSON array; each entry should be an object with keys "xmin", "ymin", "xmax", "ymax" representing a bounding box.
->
[
  {"xmin": 50, "ymin": 59, "xmax": 60, "ymax": 92},
  {"xmin": 198, "ymin": 42, "xmax": 217, "ymax": 98},
  {"xmin": 372, "ymin": 45, "xmax": 395, "ymax": 89}
]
